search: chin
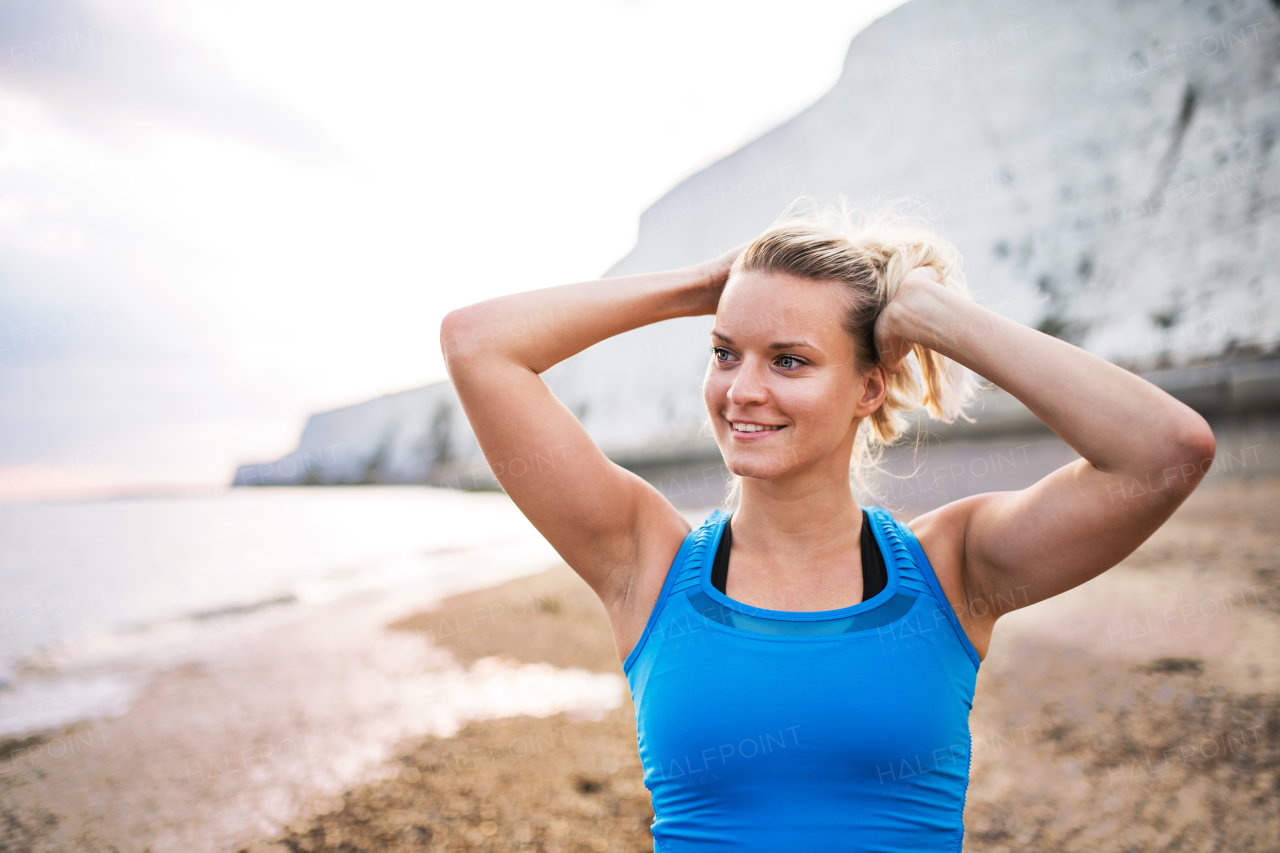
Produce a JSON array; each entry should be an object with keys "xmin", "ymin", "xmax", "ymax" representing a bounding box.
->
[{"xmin": 720, "ymin": 445, "xmax": 798, "ymax": 481}]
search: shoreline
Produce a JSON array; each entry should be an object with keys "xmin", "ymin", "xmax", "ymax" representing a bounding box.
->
[{"xmin": 0, "ymin": 542, "xmax": 622, "ymax": 853}]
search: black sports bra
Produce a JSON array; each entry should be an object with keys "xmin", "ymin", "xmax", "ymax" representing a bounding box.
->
[{"xmin": 709, "ymin": 508, "xmax": 889, "ymax": 602}]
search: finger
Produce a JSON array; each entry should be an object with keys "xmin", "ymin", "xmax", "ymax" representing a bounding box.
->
[{"xmin": 882, "ymin": 338, "xmax": 909, "ymax": 362}]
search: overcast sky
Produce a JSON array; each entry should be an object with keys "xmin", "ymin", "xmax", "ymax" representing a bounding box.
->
[{"xmin": 0, "ymin": 0, "xmax": 907, "ymax": 502}]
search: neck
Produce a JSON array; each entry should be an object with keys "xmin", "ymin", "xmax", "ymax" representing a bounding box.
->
[{"xmin": 730, "ymin": 458, "xmax": 863, "ymax": 558}]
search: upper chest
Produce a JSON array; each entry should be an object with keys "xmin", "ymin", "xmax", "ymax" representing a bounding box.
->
[{"xmin": 723, "ymin": 561, "xmax": 866, "ymax": 612}]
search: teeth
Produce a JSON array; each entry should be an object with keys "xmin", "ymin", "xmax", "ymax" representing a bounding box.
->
[{"xmin": 731, "ymin": 423, "xmax": 782, "ymax": 433}]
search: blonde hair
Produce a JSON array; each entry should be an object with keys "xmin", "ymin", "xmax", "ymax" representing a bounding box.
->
[{"xmin": 718, "ymin": 196, "xmax": 983, "ymax": 505}]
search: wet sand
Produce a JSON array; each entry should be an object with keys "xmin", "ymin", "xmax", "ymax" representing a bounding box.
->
[
  {"xmin": 244, "ymin": 475, "xmax": 1279, "ymax": 853},
  {"xmin": 0, "ymin": 553, "xmax": 624, "ymax": 853},
  {"xmin": 258, "ymin": 570, "xmax": 656, "ymax": 853}
]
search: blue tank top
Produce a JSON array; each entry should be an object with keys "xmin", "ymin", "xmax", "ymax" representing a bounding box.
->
[{"xmin": 623, "ymin": 506, "xmax": 982, "ymax": 852}]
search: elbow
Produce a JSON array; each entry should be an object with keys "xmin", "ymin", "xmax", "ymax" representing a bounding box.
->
[
  {"xmin": 1171, "ymin": 411, "xmax": 1216, "ymax": 474},
  {"xmin": 439, "ymin": 306, "xmax": 484, "ymax": 374}
]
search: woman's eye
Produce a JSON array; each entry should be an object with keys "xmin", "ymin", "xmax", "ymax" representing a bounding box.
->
[
  {"xmin": 712, "ymin": 346, "xmax": 732, "ymax": 362},
  {"xmin": 776, "ymin": 355, "xmax": 802, "ymax": 370}
]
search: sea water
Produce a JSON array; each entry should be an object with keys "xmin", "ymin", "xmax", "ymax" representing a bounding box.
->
[{"xmin": 0, "ymin": 485, "xmax": 587, "ymax": 738}]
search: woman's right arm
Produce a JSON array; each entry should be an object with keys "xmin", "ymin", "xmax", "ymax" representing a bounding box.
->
[{"xmin": 439, "ymin": 252, "xmax": 734, "ymax": 658}]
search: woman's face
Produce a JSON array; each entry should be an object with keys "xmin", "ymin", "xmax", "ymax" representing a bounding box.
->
[{"xmin": 703, "ymin": 268, "xmax": 885, "ymax": 482}]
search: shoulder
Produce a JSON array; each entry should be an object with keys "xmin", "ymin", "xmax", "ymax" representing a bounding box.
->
[{"xmin": 904, "ymin": 495, "xmax": 998, "ymax": 662}]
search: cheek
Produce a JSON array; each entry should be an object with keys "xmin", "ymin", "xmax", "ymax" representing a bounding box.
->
[
  {"xmin": 784, "ymin": 390, "xmax": 828, "ymax": 426},
  {"xmin": 702, "ymin": 364, "xmax": 725, "ymax": 411},
  {"xmin": 784, "ymin": 380, "xmax": 857, "ymax": 431}
]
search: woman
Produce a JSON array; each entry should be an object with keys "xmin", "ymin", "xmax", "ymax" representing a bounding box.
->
[{"xmin": 439, "ymin": 202, "xmax": 1216, "ymax": 851}]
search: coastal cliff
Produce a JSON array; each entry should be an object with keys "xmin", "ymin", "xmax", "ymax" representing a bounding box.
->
[{"xmin": 234, "ymin": 0, "xmax": 1280, "ymax": 489}]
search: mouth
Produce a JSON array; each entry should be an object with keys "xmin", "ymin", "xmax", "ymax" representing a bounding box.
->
[{"xmin": 728, "ymin": 420, "xmax": 786, "ymax": 437}]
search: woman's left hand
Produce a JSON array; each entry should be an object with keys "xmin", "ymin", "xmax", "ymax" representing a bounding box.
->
[{"xmin": 873, "ymin": 266, "xmax": 939, "ymax": 374}]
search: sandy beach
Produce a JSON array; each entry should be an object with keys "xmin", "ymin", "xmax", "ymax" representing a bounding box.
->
[
  {"xmin": 3, "ymin": 474, "xmax": 1276, "ymax": 853},
  {"xmin": 250, "ymin": 474, "xmax": 1277, "ymax": 853}
]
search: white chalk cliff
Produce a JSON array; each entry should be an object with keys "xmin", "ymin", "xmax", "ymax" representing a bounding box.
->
[{"xmin": 234, "ymin": 0, "xmax": 1280, "ymax": 488}]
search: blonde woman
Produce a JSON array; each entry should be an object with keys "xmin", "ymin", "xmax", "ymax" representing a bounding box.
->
[{"xmin": 439, "ymin": 202, "xmax": 1215, "ymax": 851}]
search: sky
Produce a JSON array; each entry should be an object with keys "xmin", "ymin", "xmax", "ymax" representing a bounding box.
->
[{"xmin": 0, "ymin": 0, "xmax": 908, "ymax": 503}]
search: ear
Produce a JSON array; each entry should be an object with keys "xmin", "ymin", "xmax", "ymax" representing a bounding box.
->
[{"xmin": 853, "ymin": 364, "xmax": 889, "ymax": 419}]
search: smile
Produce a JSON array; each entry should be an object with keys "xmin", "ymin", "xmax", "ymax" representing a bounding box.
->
[{"xmin": 730, "ymin": 422, "xmax": 785, "ymax": 433}]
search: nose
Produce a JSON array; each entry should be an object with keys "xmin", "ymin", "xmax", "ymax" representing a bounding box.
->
[{"xmin": 727, "ymin": 356, "xmax": 770, "ymax": 407}]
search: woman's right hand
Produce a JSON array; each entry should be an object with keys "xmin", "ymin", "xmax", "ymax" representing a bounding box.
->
[
  {"xmin": 686, "ymin": 242, "xmax": 749, "ymax": 312},
  {"xmin": 873, "ymin": 265, "xmax": 940, "ymax": 374}
]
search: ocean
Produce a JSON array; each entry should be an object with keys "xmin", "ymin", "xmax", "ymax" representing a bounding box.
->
[{"xmin": 0, "ymin": 485, "xmax": 637, "ymax": 739}]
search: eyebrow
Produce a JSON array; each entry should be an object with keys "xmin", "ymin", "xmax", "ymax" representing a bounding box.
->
[{"xmin": 711, "ymin": 332, "xmax": 816, "ymax": 351}]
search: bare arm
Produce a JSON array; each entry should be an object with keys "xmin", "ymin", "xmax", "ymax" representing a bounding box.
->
[
  {"xmin": 877, "ymin": 270, "xmax": 1217, "ymax": 652},
  {"xmin": 439, "ymin": 249, "xmax": 738, "ymax": 659}
]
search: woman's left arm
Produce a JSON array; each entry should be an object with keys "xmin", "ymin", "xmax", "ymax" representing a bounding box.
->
[{"xmin": 877, "ymin": 269, "xmax": 1217, "ymax": 639}]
